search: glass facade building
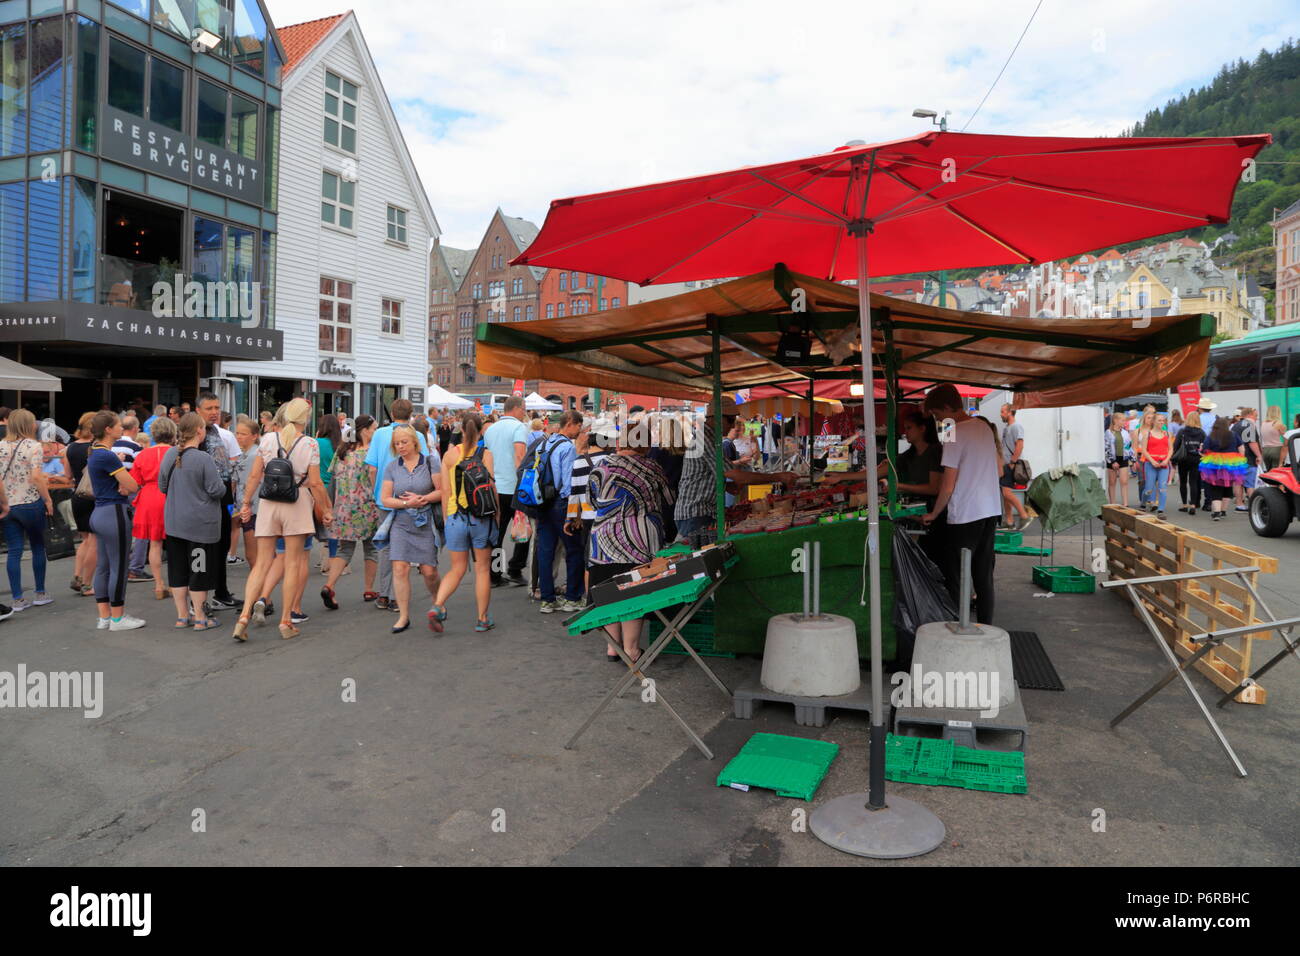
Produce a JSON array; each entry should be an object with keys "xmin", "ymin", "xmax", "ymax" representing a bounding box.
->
[{"xmin": 0, "ymin": 0, "xmax": 284, "ymax": 427}]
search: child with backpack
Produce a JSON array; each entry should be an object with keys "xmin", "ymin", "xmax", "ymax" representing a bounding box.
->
[{"xmin": 428, "ymin": 411, "xmax": 499, "ymax": 634}]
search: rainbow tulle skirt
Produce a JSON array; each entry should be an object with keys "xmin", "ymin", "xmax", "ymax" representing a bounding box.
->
[{"xmin": 1199, "ymin": 451, "xmax": 1249, "ymax": 487}]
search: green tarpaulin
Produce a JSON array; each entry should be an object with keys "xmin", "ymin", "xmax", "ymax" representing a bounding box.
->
[{"xmin": 1026, "ymin": 468, "xmax": 1108, "ymax": 533}]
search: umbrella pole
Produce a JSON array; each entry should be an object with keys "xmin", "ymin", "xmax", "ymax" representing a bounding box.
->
[
  {"xmin": 855, "ymin": 230, "xmax": 887, "ymax": 810},
  {"xmin": 809, "ymin": 207, "xmax": 944, "ymax": 860},
  {"xmin": 712, "ymin": 324, "xmax": 725, "ymax": 538}
]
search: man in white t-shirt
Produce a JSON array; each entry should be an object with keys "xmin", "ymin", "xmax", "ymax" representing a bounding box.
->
[
  {"xmin": 922, "ymin": 384, "xmax": 1003, "ymax": 625},
  {"xmin": 482, "ymin": 396, "xmax": 530, "ymax": 586}
]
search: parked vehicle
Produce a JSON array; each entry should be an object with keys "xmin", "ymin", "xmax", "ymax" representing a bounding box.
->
[{"xmin": 1248, "ymin": 429, "xmax": 1300, "ymax": 537}]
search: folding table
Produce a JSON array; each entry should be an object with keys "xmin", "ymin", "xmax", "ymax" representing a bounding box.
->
[
  {"xmin": 1102, "ymin": 565, "xmax": 1298, "ymax": 778},
  {"xmin": 564, "ymin": 555, "xmax": 738, "ymax": 759}
]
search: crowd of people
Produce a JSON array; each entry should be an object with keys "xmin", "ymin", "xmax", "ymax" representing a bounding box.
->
[
  {"xmin": 1, "ymin": 387, "xmax": 1292, "ymax": 641},
  {"xmin": 1104, "ymin": 398, "xmax": 1289, "ymax": 521},
  {"xmin": 0, "ymin": 393, "xmax": 782, "ymax": 661}
]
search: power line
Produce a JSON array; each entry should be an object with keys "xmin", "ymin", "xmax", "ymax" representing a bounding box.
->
[{"xmin": 961, "ymin": 0, "xmax": 1044, "ymax": 133}]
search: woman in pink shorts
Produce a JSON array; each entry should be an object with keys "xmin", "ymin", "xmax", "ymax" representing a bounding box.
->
[{"xmin": 232, "ymin": 399, "xmax": 332, "ymax": 641}]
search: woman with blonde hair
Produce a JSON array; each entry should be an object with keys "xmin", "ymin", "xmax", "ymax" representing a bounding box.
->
[
  {"xmin": 379, "ymin": 423, "xmax": 442, "ymax": 633},
  {"xmin": 130, "ymin": 416, "xmax": 177, "ymax": 600},
  {"xmin": 1, "ymin": 409, "xmax": 55, "ymax": 611},
  {"xmin": 1172, "ymin": 409, "xmax": 1205, "ymax": 514},
  {"xmin": 233, "ymin": 398, "xmax": 332, "ymax": 641},
  {"xmin": 1260, "ymin": 406, "xmax": 1285, "ymax": 471},
  {"xmin": 1132, "ymin": 405, "xmax": 1158, "ymax": 503}
]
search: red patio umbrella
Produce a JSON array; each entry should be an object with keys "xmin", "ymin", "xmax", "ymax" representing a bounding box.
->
[{"xmin": 514, "ymin": 130, "xmax": 1268, "ymax": 856}]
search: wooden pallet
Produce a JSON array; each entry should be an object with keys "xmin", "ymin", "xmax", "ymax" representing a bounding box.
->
[{"xmin": 1102, "ymin": 506, "xmax": 1278, "ymax": 704}]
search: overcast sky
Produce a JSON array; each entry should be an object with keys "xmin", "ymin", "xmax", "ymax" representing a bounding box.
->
[{"xmin": 264, "ymin": 0, "xmax": 1300, "ymax": 249}]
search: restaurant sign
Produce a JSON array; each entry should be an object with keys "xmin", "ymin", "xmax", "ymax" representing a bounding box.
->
[
  {"xmin": 0, "ymin": 302, "xmax": 283, "ymax": 361},
  {"xmin": 101, "ymin": 106, "xmax": 263, "ymax": 205}
]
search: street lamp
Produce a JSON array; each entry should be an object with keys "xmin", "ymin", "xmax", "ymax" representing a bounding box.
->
[{"xmin": 912, "ymin": 107, "xmax": 949, "ymax": 132}]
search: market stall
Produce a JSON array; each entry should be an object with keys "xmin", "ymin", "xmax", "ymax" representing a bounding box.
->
[{"xmin": 477, "ymin": 266, "xmax": 1218, "ymax": 659}]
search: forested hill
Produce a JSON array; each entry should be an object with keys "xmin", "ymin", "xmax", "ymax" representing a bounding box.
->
[{"xmin": 1123, "ymin": 40, "xmax": 1300, "ymax": 257}]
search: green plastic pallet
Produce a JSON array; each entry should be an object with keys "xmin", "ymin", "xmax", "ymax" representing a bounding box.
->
[
  {"xmin": 994, "ymin": 529, "xmax": 1023, "ymax": 547},
  {"xmin": 884, "ymin": 733, "xmax": 1027, "ymax": 794},
  {"xmin": 716, "ymin": 733, "xmax": 840, "ymax": 801},
  {"xmin": 995, "ymin": 544, "xmax": 1053, "ymax": 556}
]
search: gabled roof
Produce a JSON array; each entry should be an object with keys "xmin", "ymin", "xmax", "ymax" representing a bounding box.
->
[
  {"xmin": 432, "ymin": 243, "xmax": 473, "ymax": 292},
  {"xmin": 278, "ymin": 13, "xmax": 347, "ymax": 74},
  {"xmin": 279, "ymin": 11, "xmax": 439, "ymax": 241},
  {"xmin": 500, "ymin": 214, "xmax": 545, "ymax": 280}
]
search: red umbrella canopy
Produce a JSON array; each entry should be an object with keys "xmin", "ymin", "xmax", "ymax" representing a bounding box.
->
[{"xmin": 513, "ymin": 131, "xmax": 1270, "ymax": 283}]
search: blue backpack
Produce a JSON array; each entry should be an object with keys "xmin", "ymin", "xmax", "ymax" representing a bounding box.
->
[{"xmin": 514, "ymin": 434, "xmax": 568, "ymax": 516}]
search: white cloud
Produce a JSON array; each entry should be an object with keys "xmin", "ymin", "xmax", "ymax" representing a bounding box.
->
[{"xmin": 265, "ymin": 0, "xmax": 1300, "ymax": 248}]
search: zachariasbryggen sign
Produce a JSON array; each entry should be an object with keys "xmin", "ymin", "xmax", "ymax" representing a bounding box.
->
[
  {"xmin": 101, "ymin": 106, "xmax": 263, "ymax": 205},
  {"xmin": 0, "ymin": 302, "xmax": 283, "ymax": 361}
]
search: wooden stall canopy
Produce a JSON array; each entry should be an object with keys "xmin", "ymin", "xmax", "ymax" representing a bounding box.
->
[{"xmin": 475, "ymin": 266, "xmax": 1215, "ymax": 408}]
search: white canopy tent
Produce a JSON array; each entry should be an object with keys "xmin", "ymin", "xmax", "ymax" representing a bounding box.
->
[
  {"xmin": 524, "ymin": 391, "xmax": 563, "ymax": 411},
  {"xmin": 0, "ymin": 357, "xmax": 61, "ymax": 392},
  {"xmin": 425, "ymin": 384, "xmax": 473, "ymax": 410}
]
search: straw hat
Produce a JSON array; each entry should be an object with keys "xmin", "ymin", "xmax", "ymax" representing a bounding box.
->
[{"xmin": 1196, "ymin": 397, "xmax": 1216, "ymax": 411}]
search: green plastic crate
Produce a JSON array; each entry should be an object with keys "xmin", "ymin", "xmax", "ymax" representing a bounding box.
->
[
  {"xmin": 716, "ymin": 733, "xmax": 840, "ymax": 801},
  {"xmin": 994, "ymin": 529, "xmax": 1023, "ymax": 548},
  {"xmin": 1032, "ymin": 565, "xmax": 1096, "ymax": 594},
  {"xmin": 884, "ymin": 733, "xmax": 1027, "ymax": 794},
  {"xmin": 645, "ymin": 597, "xmax": 734, "ymax": 658}
]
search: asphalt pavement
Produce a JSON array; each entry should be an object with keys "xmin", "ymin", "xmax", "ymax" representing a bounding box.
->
[{"xmin": 1, "ymin": 504, "xmax": 1296, "ymax": 866}]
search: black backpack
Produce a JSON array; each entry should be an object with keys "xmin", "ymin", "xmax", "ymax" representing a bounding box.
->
[
  {"xmin": 259, "ymin": 436, "xmax": 308, "ymax": 503},
  {"xmin": 456, "ymin": 444, "xmax": 499, "ymax": 520}
]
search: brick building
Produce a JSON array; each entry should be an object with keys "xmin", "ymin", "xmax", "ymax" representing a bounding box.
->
[
  {"xmin": 452, "ymin": 209, "xmax": 544, "ymax": 393},
  {"xmin": 429, "ymin": 239, "xmax": 472, "ymax": 388}
]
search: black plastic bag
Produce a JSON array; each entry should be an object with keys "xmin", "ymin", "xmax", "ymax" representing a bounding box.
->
[{"xmin": 892, "ymin": 528, "xmax": 958, "ymax": 669}]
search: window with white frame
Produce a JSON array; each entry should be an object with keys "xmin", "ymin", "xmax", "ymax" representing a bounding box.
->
[
  {"xmin": 525, "ymin": 305, "xmax": 533, "ymax": 321},
  {"xmin": 512, "ymin": 306, "xmax": 520, "ymax": 322},
  {"xmin": 556, "ymin": 302, "xmax": 565, "ymax": 317},
  {"xmin": 559, "ymin": 272, "xmax": 567, "ymax": 291},
  {"xmin": 324, "ymin": 71, "xmax": 358, "ymax": 152},
  {"xmin": 381, "ymin": 297, "xmax": 403, "ymax": 335},
  {"xmin": 459, "ymin": 310, "xmax": 472, "ymax": 329},
  {"xmin": 318, "ymin": 276, "xmax": 353, "ymax": 354},
  {"xmin": 321, "ymin": 171, "xmax": 355, "ymax": 229},
  {"xmin": 386, "ymin": 205, "xmax": 407, "ymax": 244},
  {"xmin": 612, "ymin": 296, "xmax": 620, "ymax": 308},
  {"xmin": 512, "ymin": 278, "xmax": 523, "ymax": 295},
  {"xmin": 546, "ymin": 304, "xmax": 554, "ymax": 318}
]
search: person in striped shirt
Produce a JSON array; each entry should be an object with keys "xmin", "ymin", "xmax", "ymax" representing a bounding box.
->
[{"xmin": 565, "ymin": 420, "xmax": 616, "ymax": 604}]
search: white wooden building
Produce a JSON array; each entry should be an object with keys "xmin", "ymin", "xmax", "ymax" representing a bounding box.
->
[{"xmin": 217, "ymin": 12, "xmax": 439, "ymax": 423}]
